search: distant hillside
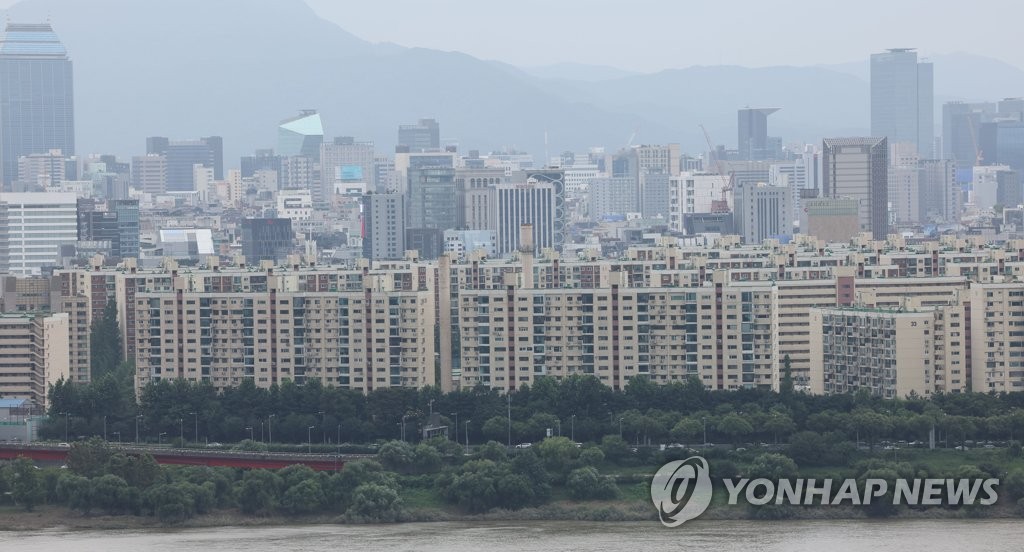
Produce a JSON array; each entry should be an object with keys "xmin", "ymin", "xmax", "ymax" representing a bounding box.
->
[{"xmin": 3, "ymin": 0, "xmax": 1023, "ymax": 163}]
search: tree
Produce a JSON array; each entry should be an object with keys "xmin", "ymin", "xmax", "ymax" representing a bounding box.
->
[
  {"xmin": 282, "ymin": 478, "xmax": 326, "ymax": 515},
  {"xmin": 91, "ymin": 474, "xmax": 131, "ymax": 514},
  {"xmin": 67, "ymin": 438, "xmax": 114, "ymax": 478},
  {"xmin": 536, "ymin": 436, "xmax": 579, "ymax": 474},
  {"xmin": 787, "ymin": 431, "xmax": 826, "ymax": 466},
  {"xmin": 482, "ymin": 416, "xmax": 508, "ymax": 444},
  {"xmin": 236, "ymin": 469, "xmax": 281, "ymax": 515},
  {"xmin": 780, "ymin": 355, "xmax": 795, "ymax": 397},
  {"xmin": 347, "ymin": 482, "xmax": 403, "ymax": 521},
  {"xmin": 747, "ymin": 453, "xmax": 799, "ymax": 480},
  {"xmin": 143, "ymin": 483, "xmax": 195, "ymax": 524},
  {"xmin": 566, "ymin": 467, "xmax": 618, "ymax": 500},
  {"xmin": 495, "ymin": 473, "xmax": 536, "ymax": 510},
  {"xmin": 578, "ymin": 447, "xmax": 605, "ymax": 467},
  {"xmin": 377, "ymin": 440, "xmax": 416, "ymax": 473},
  {"xmin": 599, "ymin": 435, "xmax": 631, "ymax": 464},
  {"xmin": 7, "ymin": 456, "xmax": 44, "ymax": 511},
  {"xmin": 90, "ymin": 300, "xmax": 123, "ymax": 380},
  {"xmin": 476, "ymin": 440, "xmax": 508, "ymax": 462},
  {"xmin": 716, "ymin": 413, "xmax": 754, "ymax": 445},
  {"xmin": 670, "ymin": 417, "xmax": 703, "ymax": 445},
  {"xmin": 762, "ymin": 412, "xmax": 797, "ymax": 444},
  {"xmin": 56, "ymin": 472, "xmax": 92, "ymax": 513}
]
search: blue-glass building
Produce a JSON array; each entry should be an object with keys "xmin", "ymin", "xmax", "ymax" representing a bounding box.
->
[
  {"xmin": 0, "ymin": 23, "xmax": 75, "ymax": 187},
  {"xmin": 278, "ymin": 110, "xmax": 323, "ymax": 160}
]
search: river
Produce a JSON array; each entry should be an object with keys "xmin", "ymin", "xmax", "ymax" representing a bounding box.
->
[{"xmin": 1, "ymin": 519, "xmax": 1019, "ymax": 551}]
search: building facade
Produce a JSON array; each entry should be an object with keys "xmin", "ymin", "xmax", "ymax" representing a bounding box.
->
[{"xmin": 0, "ymin": 23, "xmax": 75, "ymax": 187}]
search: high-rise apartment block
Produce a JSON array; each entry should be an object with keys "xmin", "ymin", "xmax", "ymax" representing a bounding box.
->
[
  {"xmin": 0, "ymin": 23, "xmax": 75, "ymax": 187},
  {"xmin": 362, "ymin": 193, "xmax": 406, "ymax": 261},
  {"xmin": 0, "ymin": 312, "xmax": 69, "ymax": 407},
  {"xmin": 43, "ymin": 235, "xmax": 1024, "ymax": 398}
]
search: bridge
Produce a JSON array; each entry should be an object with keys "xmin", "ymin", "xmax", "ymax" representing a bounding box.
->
[{"xmin": 0, "ymin": 444, "xmax": 372, "ymax": 471}]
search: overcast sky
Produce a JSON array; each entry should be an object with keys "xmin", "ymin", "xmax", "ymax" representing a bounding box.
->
[
  {"xmin": 303, "ymin": 0, "xmax": 1020, "ymax": 72},
  {"xmin": 0, "ymin": 0, "xmax": 1015, "ymax": 73}
]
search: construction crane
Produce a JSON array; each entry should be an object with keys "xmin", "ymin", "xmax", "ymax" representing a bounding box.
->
[
  {"xmin": 626, "ymin": 126, "xmax": 640, "ymax": 149},
  {"xmin": 967, "ymin": 115, "xmax": 984, "ymax": 166},
  {"xmin": 699, "ymin": 124, "xmax": 733, "ymax": 213}
]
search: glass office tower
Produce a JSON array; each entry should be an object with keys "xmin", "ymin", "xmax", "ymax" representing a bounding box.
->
[{"xmin": 0, "ymin": 23, "xmax": 75, "ymax": 187}]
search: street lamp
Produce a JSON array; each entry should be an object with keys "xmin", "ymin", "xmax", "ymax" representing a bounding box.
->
[
  {"xmin": 308, "ymin": 425, "xmax": 315, "ymax": 453},
  {"xmin": 103, "ymin": 415, "xmax": 107, "ymax": 441},
  {"xmin": 401, "ymin": 414, "xmax": 409, "ymax": 442},
  {"xmin": 571, "ymin": 414, "xmax": 576, "ymax": 442},
  {"xmin": 178, "ymin": 418, "xmax": 184, "ymax": 445},
  {"xmin": 319, "ymin": 411, "xmax": 325, "ymax": 445},
  {"xmin": 245, "ymin": 426, "xmax": 253, "ymax": 441},
  {"xmin": 158, "ymin": 432, "xmax": 167, "ymax": 445},
  {"xmin": 618, "ymin": 417, "xmax": 623, "ymax": 439},
  {"xmin": 268, "ymin": 414, "xmax": 275, "ymax": 446},
  {"xmin": 464, "ymin": 420, "xmax": 471, "ymax": 453},
  {"xmin": 112, "ymin": 431, "xmax": 121, "ymax": 445},
  {"xmin": 336, "ymin": 424, "xmax": 341, "ymax": 448},
  {"xmin": 190, "ymin": 411, "xmax": 198, "ymax": 444}
]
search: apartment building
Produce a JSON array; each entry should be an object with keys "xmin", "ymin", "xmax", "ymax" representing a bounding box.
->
[
  {"xmin": 0, "ymin": 312, "xmax": 70, "ymax": 407},
  {"xmin": 43, "ymin": 233, "xmax": 1024, "ymax": 398},
  {"xmin": 809, "ymin": 303, "xmax": 967, "ymax": 398},
  {"xmin": 131, "ymin": 261, "xmax": 435, "ymax": 394}
]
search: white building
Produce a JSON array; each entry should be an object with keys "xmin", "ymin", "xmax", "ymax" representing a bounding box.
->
[
  {"xmin": 668, "ymin": 172, "xmax": 731, "ymax": 232},
  {"xmin": 443, "ymin": 229, "xmax": 497, "ymax": 259},
  {"xmin": 563, "ymin": 163, "xmax": 600, "ymax": 194},
  {"xmin": 0, "ymin": 192, "xmax": 78, "ymax": 275},
  {"xmin": 276, "ymin": 189, "xmax": 313, "ymax": 221}
]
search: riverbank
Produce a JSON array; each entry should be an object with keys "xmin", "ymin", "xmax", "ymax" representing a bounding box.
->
[{"xmin": 2, "ymin": 499, "xmax": 1020, "ymax": 531}]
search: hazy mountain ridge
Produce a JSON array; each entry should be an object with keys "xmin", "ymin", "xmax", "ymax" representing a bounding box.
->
[{"xmin": 2, "ymin": 0, "xmax": 1022, "ymax": 162}]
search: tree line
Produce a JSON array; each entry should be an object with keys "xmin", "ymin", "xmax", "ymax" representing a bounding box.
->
[{"xmin": 42, "ymin": 364, "xmax": 1024, "ymax": 451}]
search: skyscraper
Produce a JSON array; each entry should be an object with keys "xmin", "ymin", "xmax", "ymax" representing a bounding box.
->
[
  {"xmin": 397, "ymin": 118, "xmax": 440, "ymax": 152},
  {"xmin": 942, "ymin": 101, "xmax": 996, "ymax": 170},
  {"xmin": 0, "ymin": 23, "xmax": 75, "ymax": 187},
  {"xmin": 738, "ymin": 108, "xmax": 780, "ymax": 161},
  {"xmin": 278, "ymin": 111, "xmax": 324, "ymax": 160},
  {"xmin": 870, "ymin": 49, "xmax": 933, "ymax": 158},
  {"xmin": 822, "ymin": 137, "xmax": 889, "ymax": 240},
  {"xmin": 146, "ymin": 136, "xmax": 223, "ymax": 192}
]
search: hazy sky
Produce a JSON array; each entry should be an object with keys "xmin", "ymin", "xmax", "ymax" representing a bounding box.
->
[{"xmin": 304, "ymin": 0, "xmax": 1020, "ymax": 72}]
